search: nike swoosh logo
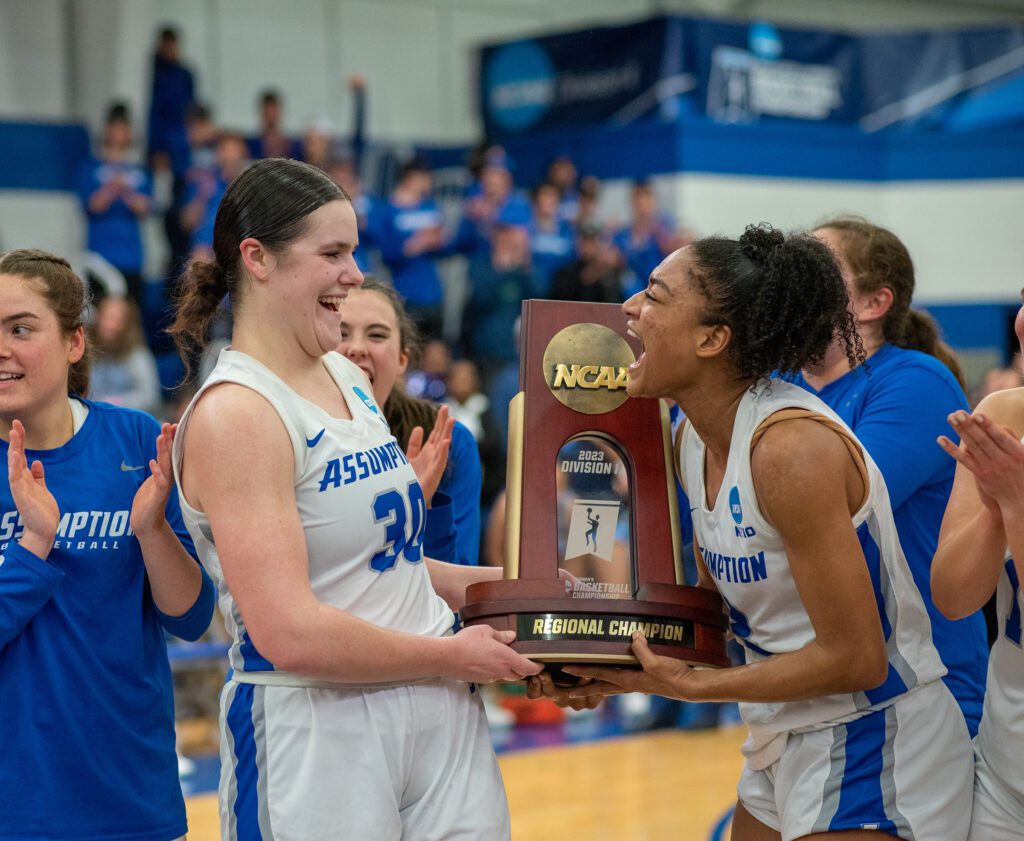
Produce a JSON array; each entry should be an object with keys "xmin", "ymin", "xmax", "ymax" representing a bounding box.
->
[
  {"xmin": 306, "ymin": 429, "xmax": 326, "ymax": 448},
  {"xmin": 120, "ymin": 461, "xmax": 145, "ymax": 472}
]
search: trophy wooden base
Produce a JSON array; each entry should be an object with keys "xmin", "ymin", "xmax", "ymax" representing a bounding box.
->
[{"xmin": 461, "ymin": 579, "xmax": 731, "ymax": 685}]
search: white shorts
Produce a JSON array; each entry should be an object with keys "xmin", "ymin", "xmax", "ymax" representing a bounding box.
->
[
  {"xmin": 218, "ymin": 676, "xmax": 509, "ymax": 841},
  {"xmin": 737, "ymin": 681, "xmax": 973, "ymax": 841},
  {"xmin": 969, "ymin": 747, "xmax": 1024, "ymax": 840}
]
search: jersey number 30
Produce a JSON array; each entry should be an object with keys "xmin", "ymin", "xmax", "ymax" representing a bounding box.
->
[{"xmin": 370, "ymin": 481, "xmax": 426, "ymax": 572}]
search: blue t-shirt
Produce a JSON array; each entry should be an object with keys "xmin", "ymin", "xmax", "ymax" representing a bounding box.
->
[
  {"xmin": 528, "ymin": 216, "xmax": 576, "ymax": 295},
  {"xmin": 184, "ymin": 167, "xmax": 228, "ymax": 251},
  {"xmin": 376, "ymin": 199, "xmax": 446, "ymax": 307},
  {"xmin": 0, "ymin": 400, "xmax": 215, "ymax": 841},
  {"xmin": 784, "ymin": 344, "xmax": 987, "ymax": 734},
  {"xmin": 612, "ymin": 218, "xmax": 672, "ymax": 298},
  {"xmin": 76, "ymin": 157, "xmax": 152, "ymax": 274},
  {"xmin": 440, "ymin": 421, "xmax": 482, "ymax": 566}
]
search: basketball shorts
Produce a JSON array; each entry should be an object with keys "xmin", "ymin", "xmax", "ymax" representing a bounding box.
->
[
  {"xmin": 218, "ymin": 676, "xmax": 510, "ymax": 840},
  {"xmin": 737, "ymin": 680, "xmax": 973, "ymax": 841},
  {"xmin": 968, "ymin": 747, "xmax": 1024, "ymax": 840}
]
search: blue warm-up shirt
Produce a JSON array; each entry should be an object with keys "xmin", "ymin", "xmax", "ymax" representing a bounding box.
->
[
  {"xmin": 784, "ymin": 344, "xmax": 987, "ymax": 734},
  {"xmin": 420, "ymin": 421, "xmax": 482, "ymax": 566},
  {"xmin": 377, "ymin": 199, "xmax": 446, "ymax": 308},
  {"xmin": 76, "ymin": 158, "xmax": 152, "ymax": 274},
  {"xmin": 0, "ymin": 400, "xmax": 215, "ymax": 841}
]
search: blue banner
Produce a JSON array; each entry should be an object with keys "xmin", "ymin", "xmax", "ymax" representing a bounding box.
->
[
  {"xmin": 478, "ymin": 16, "xmax": 1024, "ymax": 138},
  {"xmin": 480, "ymin": 18, "xmax": 687, "ymax": 137}
]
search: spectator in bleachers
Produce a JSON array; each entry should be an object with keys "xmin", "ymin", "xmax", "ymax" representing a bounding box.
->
[
  {"xmin": 574, "ymin": 175, "xmax": 602, "ymax": 230},
  {"xmin": 406, "ymin": 338, "xmax": 451, "ymax": 401},
  {"xmin": 147, "ymin": 27, "xmax": 196, "ymax": 281},
  {"xmin": 464, "ymin": 215, "xmax": 541, "ymax": 375},
  {"xmin": 90, "ymin": 295, "xmax": 163, "ymax": 416},
  {"xmin": 161, "ymin": 102, "xmax": 217, "ymax": 277},
  {"xmin": 181, "ymin": 131, "xmax": 249, "ymax": 259},
  {"xmin": 301, "ymin": 118, "xmax": 333, "ymax": 172},
  {"xmin": 974, "ymin": 363, "xmax": 1024, "ymax": 404},
  {"xmin": 445, "ymin": 360, "xmax": 488, "ymax": 443},
  {"xmin": 612, "ymin": 181, "xmax": 683, "ymax": 296},
  {"xmin": 327, "ymin": 155, "xmax": 378, "ymax": 275},
  {"xmin": 549, "ymin": 223, "xmax": 624, "ymax": 304},
  {"xmin": 377, "ymin": 159, "xmax": 447, "ymax": 338},
  {"xmin": 546, "ymin": 154, "xmax": 579, "ymax": 223},
  {"xmin": 528, "ymin": 181, "xmax": 576, "ymax": 296},
  {"xmin": 454, "ymin": 149, "xmax": 530, "ymax": 260},
  {"xmin": 147, "ymin": 26, "xmax": 195, "ymax": 179},
  {"xmin": 247, "ymin": 88, "xmax": 301, "ymax": 160},
  {"xmin": 76, "ymin": 102, "xmax": 152, "ymax": 307}
]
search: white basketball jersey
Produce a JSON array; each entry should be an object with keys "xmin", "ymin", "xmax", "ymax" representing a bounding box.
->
[
  {"xmin": 680, "ymin": 380, "xmax": 945, "ymax": 760},
  {"xmin": 172, "ymin": 348, "xmax": 454, "ymax": 686},
  {"xmin": 976, "ymin": 547, "xmax": 1024, "ymax": 799}
]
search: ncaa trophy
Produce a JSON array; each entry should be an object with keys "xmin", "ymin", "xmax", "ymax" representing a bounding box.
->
[{"xmin": 461, "ymin": 300, "xmax": 729, "ymax": 684}]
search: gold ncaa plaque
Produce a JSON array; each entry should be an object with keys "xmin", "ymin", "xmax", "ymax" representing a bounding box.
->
[{"xmin": 542, "ymin": 323, "xmax": 635, "ymax": 415}]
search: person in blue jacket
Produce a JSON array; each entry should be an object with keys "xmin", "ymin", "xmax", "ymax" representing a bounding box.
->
[
  {"xmin": 0, "ymin": 249, "xmax": 216, "ymax": 841},
  {"xmin": 527, "ymin": 181, "xmax": 576, "ymax": 296},
  {"xmin": 76, "ymin": 103, "xmax": 152, "ymax": 306},
  {"xmin": 338, "ymin": 277, "xmax": 482, "ymax": 565},
  {"xmin": 376, "ymin": 160, "xmax": 448, "ymax": 338},
  {"xmin": 783, "ymin": 216, "xmax": 987, "ymax": 735}
]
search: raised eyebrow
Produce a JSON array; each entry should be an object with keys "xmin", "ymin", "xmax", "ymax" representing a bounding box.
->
[{"xmin": 2, "ymin": 311, "xmax": 41, "ymax": 325}]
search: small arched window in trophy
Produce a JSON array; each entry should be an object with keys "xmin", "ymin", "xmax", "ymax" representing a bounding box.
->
[{"xmin": 556, "ymin": 434, "xmax": 633, "ymax": 601}]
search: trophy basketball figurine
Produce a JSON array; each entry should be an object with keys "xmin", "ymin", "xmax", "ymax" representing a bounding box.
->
[{"xmin": 461, "ymin": 300, "xmax": 729, "ymax": 684}]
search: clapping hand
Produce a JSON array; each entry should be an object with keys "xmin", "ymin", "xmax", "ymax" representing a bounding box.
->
[
  {"xmin": 940, "ymin": 410, "xmax": 1024, "ymax": 519},
  {"xmin": 8, "ymin": 419, "xmax": 59, "ymax": 558},
  {"xmin": 129, "ymin": 423, "xmax": 177, "ymax": 538},
  {"xmin": 406, "ymin": 405, "xmax": 454, "ymax": 506}
]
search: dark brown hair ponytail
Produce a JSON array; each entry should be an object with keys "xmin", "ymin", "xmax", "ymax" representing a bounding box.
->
[
  {"xmin": 169, "ymin": 158, "xmax": 348, "ymax": 378},
  {"xmin": 817, "ymin": 216, "xmax": 965, "ymax": 388}
]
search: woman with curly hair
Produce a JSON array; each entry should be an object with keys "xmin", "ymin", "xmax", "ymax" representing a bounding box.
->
[{"xmin": 564, "ymin": 225, "xmax": 974, "ymax": 840}]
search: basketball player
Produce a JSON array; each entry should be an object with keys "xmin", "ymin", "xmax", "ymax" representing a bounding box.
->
[
  {"xmin": 169, "ymin": 158, "xmax": 540, "ymax": 840},
  {"xmin": 932, "ymin": 289, "xmax": 1024, "ymax": 840},
  {"xmin": 566, "ymin": 226, "xmax": 974, "ymax": 840},
  {"xmin": 783, "ymin": 217, "xmax": 986, "ymax": 734},
  {"xmin": 0, "ymin": 249, "xmax": 215, "ymax": 841},
  {"xmin": 337, "ymin": 277, "xmax": 483, "ymax": 565}
]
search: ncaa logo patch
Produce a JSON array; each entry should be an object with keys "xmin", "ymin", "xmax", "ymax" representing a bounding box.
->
[
  {"xmin": 352, "ymin": 385, "xmax": 389, "ymax": 427},
  {"xmin": 729, "ymin": 486, "xmax": 743, "ymax": 524}
]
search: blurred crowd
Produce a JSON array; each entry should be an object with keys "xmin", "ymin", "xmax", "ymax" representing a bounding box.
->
[
  {"xmin": 71, "ymin": 27, "xmax": 699, "ymax": 518},
  {"xmin": 70, "ymin": 26, "xmax": 1022, "ymax": 553}
]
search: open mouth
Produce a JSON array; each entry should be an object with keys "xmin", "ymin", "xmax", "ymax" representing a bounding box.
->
[
  {"xmin": 0, "ymin": 373, "xmax": 24, "ymax": 383},
  {"xmin": 319, "ymin": 296, "xmax": 344, "ymax": 313},
  {"xmin": 626, "ymin": 322, "xmax": 644, "ymax": 372}
]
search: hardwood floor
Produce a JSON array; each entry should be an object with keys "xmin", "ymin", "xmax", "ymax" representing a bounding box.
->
[{"xmin": 184, "ymin": 725, "xmax": 745, "ymax": 840}]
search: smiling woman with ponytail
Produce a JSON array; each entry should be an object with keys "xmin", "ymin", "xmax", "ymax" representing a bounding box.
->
[
  {"xmin": 0, "ymin": 248, "xmax": 214, "ymax": 841},
  {"xmin": 169, "ymin": 158, "xmax": 539, "ymax": 839},
  {"xmin": 782, "ymin": 216, "xmax": 986, "ymax": 740}
]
